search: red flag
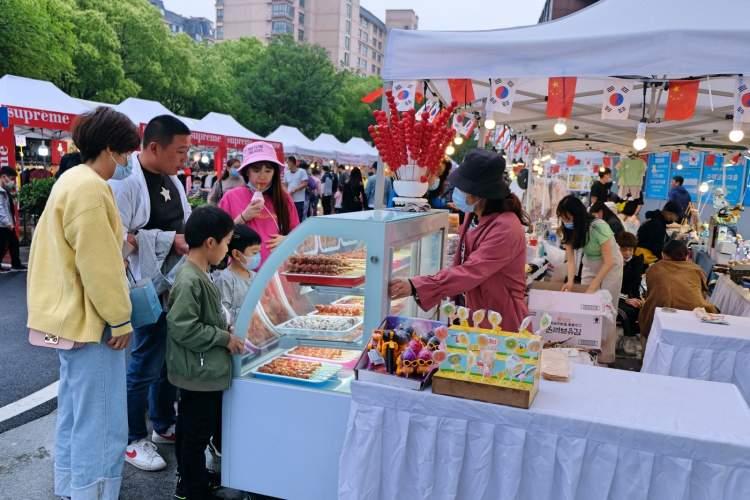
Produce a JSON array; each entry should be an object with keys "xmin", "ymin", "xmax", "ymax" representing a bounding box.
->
[
  {"xmin": 603, "ymin": 156, "xmax": 611, "ymax": 168},
  {"xmin": 415, "ymin": 91, "xmax": 424, "ymax": 104},
  {"xmin": 670, "ymin": 150, "xmax": 680, "ymax": 163},
  {"xmin": 732, "ymin": 153, "xmax": 742, "ymax": 165},
  {"xmin": 546, "ymin": 77, "xmax": 577, "ymax": 118},
  {"xmin": 704, "ymin": 153, "xmax": 715, "ymax": 167},
  {"xmin": 566, "ymin": 154, "xmax": 577, "ymax": 166},
  {"xmin": 664, "ymin": 81, "xmax": 700, "ymax": 121},
  {"xmin": 448, "ymin": 79, "xmax": 476, "ymax": 105},
  {"xmin": 361, "ymin": 87, "xmax": 383, "ymax": 104}
]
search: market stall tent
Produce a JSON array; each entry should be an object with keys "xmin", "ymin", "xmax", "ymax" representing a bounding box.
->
[
  {"xmin": 382, "ymin": 0, "xmax": 750, "ymax": 153},
  {"xmin": 198, "ymin": 112, "xmax": 263, "ymax": 140},
  {"xmin": 311, "ymin": 133, "xmax": 349, "ymax": 163},
  {"xmin": 266, "ymin": 125, "xmax": 325, "ymax": 158},
  {"xmin": 113, "ymin": 97, "xmax": 175, "ymax": 128},
  {"xmin": 343, "ymin": 137, "xmax": 379, "ymax": 165}
]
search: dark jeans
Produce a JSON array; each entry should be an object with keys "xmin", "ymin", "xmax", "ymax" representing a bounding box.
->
[
  {"xmin": 176, "ymin": 389, "xmax": 222, "ymax": 500},
  {"xmin": 308, "ymin": 195, "xmax": 319, "ymax": 217},
  {"xmin": 294, "ymin": 201, "xmax": 305, "ymax": 222},
  {"xmin": 126, "ymin": 313, "xmax": 176, "ymax": 443},
  {"xmin": 321, "ymin": 195, "xmax": 333, "ymax": 215},
  {"xmin": 0, "ymin": 227, "xmax": 22, "ymax": 268},
  {"xmin": 618, "ymin": 299, "xmax": 641, "ymax": 337}
]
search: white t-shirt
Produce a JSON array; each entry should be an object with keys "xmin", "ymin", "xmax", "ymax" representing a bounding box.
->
[{"xmin": 284, "ymin": 168, "xmax": 308, "ymax": 203}]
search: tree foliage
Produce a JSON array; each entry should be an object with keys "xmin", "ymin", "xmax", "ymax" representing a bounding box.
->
[{"xmin": 0, "ymin": 0, "xmax": 380, "ymax": 142}]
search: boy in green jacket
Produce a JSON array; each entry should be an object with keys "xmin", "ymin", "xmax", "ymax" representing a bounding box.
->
[{"xmin": 167, "ymin": 206, "xmax": 245, "ymax": 499}]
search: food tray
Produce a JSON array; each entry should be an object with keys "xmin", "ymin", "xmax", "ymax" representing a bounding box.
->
[
  {"xmin": 285, "ymin": 346, "xmax": 361, "ymax": 369},
  {"xmin": 275, "ymin": 315, "xmax": 363, "ymax": 337},
  {"xmin": 281, "ymin": 272, "xmax": 365, "ymax": 287},
  {"xmin": 252, "ymin": 357, "xmax": 341, "ymax": 385},
  {"xmin": 333, "ymin": 295, "xmax": 365, "ymax": 306}
]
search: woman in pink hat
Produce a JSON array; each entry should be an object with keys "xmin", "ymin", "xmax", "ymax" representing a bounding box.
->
[{"xmin": 219, "ymin": 142, "xmax": 300, "ymax": 265}]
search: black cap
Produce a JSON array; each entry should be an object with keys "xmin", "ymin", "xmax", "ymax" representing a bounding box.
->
[{"xmin": 447, "ymin": 149, "xmax": 510, "ymax": 200}]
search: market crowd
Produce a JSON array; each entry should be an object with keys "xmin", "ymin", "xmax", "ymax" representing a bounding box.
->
[{"xmin": 19, "ymin": 107, "xmax": 717, "ymax": 500}]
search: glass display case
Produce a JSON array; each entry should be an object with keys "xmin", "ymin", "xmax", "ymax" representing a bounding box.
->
[{"xmin": 222, "ymin": 210, "xmax": 448, "ymax": 500}]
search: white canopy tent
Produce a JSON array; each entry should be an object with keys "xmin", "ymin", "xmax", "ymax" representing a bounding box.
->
[
  {"xmin": 0, "ymin": 75, "xmax": 90, "ymax": 117},
  {"xmin": 114, "ymin": 97, "xmax": 175, "ymax": 127},
  {"xmin": 311, "ymin": 133, "xmax": 350, "ymax": 163},
  {"xmin": 74, "ymin": 98, "xmax": 110, "ymax": 111},
  {"xmin": 343, "ymin": 137, "xmax": 379, "ymax": 165},
  {"xmin": 382, "ymin": 0, "xmax": 750, "ymax": 154},
  {"xmin": 197, "ymin": 112, "xmax": 263, "ymax": 140},
  {"xmin": 266, "ymin": 125, "xmax": 326, "ymax": 158}
]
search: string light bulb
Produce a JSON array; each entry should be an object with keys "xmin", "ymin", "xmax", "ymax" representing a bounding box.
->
[
  {"xmin": 632, "ymin": 120, "xmax": 648, "ymax": 151},
  {"xmin": 676, "ymin": 163, "xmax": 684, "ymax": 170},
  {"xmin": 454, "ymin": 136, "xmax": 464, "ymax": 146},
  {"xmin": 445, "ymin": 145, "xmax": 455, "ymax": 156},
  {"xmin": 484, "ymin": 118, "xmax": 496, "ymax": 130},
  {"xmin": 729, "ymin": 128, "xmax": 744, "ymax": 143},
  {"xmin": 553, "ymin": 118, "xmax": 567, "ymax": 136},
  {"xmin": 37, "ymin": 143, "xmax": 49, "ymax": 157},
  {"xmin": 550, "ymin": 158, "xmax": 557, "ymax": 165},
  {"xmin": 200, "ymin": 154, "xmax": 210, "ymax": 165},
  {"xmin": 699, "ymin": 182, "xmax": 710, "ymax": 194}
]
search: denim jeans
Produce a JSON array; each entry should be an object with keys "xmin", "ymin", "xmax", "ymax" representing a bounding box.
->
[
  {"xmin": 126, "ymin": 313, "xmax": 176, "ymax": 443},
  {"xmin": 55, "ymin": 329, "xmax": 127, "ymax": 500}
]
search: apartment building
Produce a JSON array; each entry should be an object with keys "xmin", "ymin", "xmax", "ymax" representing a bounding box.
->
[
  {"xmin": 216, "ymin": 0, "xmax": 403, "ymax": 77},
  {"xmin": 385, "ymin": 9, "xmax": 418, "ymax": 31},
  {"xmin": 149, "ymin": 0, "xmax": 214, "ymax": 42}
]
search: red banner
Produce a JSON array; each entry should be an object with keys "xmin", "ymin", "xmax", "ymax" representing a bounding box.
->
[
  {"xmin": 190, "ymin": 131, "xmax": 224, "ymax": 148},
  {"xmin": 226, "ymin": 136, "xmax": 285, "ymax": 163},
  {"xmin": 670, "ymin": 150, "xmax": 681, "ymax": 163},
  {"xmin": 5, "ymin": 106, "xmax": 77, "ymax": 131},
  {"xmin": 0, "ymin": 124, "xmax": 16, "ymax": 169},
  {"xmin": 448, "ymin": 79, "xmax": 476, "ymax": 105},
  {"xmin": 546, "ymin": 77, "xmax": 577, "ymax": 118},
  {"xmin": 51, "ymin": 140, "xmax": 68, "ymax": 165},
  {"xmin": 704, "ymin": 153, "xmax": 715, "ymax": 167},
  {"xmin": 664, "ymin": 81, "xmax": 699, "ymax": 121}
]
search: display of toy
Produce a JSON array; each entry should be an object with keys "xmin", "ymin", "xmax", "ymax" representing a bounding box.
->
[
  {"xmin": 313, "ymin": 304, "xmax": 363, "ymax": 317},
  {"xmin": 355, "ymin": 316, "xmax": 446, "ymax": 390},
  {"xmin": 432, "ymin": 302, "xmax": 551, "ymax": 409}
]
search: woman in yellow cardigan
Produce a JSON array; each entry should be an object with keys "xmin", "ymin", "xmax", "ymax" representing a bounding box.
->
[{"xmin": 27, "ymin": 107, "xmax": 140, "ymax": 500}]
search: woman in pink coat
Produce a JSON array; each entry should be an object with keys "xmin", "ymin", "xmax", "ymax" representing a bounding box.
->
[
  {"xmin": 219, "ymin": 142, "xmax": 300, "ymax": 266},
  {"xmin": 389, "ymin": 150, "xmax": 529, "ymax": 331}
]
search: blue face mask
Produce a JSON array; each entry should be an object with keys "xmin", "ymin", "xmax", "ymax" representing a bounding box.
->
[
  {"xmin": 452, "ymin": 188, "xmax": 476, "ymax": 214},
  {"xmin": 563, "ymin": 222, "xmax": 575, "ymax": 230},
  {"xmin": 245, "ymin": 252, "xmax": 261, "ymax": 272},
  {"xmin": 229, "ymin": 167, "xmax": 240, "ymax": 178},
  {"xmin": 111, "ymin": 153, "xmax": 132, "ymax": 180}
]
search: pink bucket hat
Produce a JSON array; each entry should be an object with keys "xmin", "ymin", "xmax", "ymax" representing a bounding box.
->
[{"xmin": 240, "ymin": 141, "xmax": 284, "ymax": 171}]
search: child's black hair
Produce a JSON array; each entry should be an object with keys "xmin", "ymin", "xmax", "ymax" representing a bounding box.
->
[
  {"xmin": 184, "ymin": 206, "xmax": 234, "ymax": 249},
  {"xmin": 229, "ymin": 224, "xmax": 262, "ymax": 254}
]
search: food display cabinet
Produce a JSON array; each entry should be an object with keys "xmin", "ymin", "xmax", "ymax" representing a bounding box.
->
[{"xmin": 222, "ymin": 210, "xmax": 449, "ymax": 499}]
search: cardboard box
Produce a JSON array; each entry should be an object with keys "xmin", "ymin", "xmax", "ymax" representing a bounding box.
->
[
  {"xmin": 528, "ymin": 282, "xmax": 605, "ymax": 350},
  {"xmin": 432, "ymin": 325, "xmax": 541, "ymax": 409}
]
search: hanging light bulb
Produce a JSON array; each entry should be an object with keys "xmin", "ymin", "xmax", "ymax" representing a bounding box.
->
[
  {"xmin": 550, "ymin": 158, "xmax": 558, "ymax": 165},
  {"xmin": 676, "ymin": 163, "xmax": 684, "ymax": 170},
  {"xmin": 699, "ymin": 182, "xmax": 710, "ymax": 194},
  {"xmin": 553, "ymin": 118, "xmax": 567, "ymax": 136},
  {"xmin": 484, "ymin": 118, "xmax": 496, "ymax": 130},
  {"xmin": 454, "ymin": 136, "xmax": 464, "ymax": 146},
  {"xmin": 192, "ymin": 152, "xmax": 201, "ymax": 162},
  {"xmin": 632, "ymin": 120, "xmax": 648, "ymax": 151},
  {"xmin": 37, "ymin": 143, "xmax": 49, "ymax": 157},
  {"xmin": 445, "ymin": 145, "xmax": 455, "ymax": 156},
  {"xmin": 729, "ymin": 128, "xmax": 744, "ymax": 143},
  {"xmin": 200, "ymin": 153, "xmax": 210, "ymax": 164}
]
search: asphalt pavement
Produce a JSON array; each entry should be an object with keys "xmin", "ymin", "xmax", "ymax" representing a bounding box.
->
[{"xmin": 0, "ymin": 269, "xmax": 59, "ymax": 434}]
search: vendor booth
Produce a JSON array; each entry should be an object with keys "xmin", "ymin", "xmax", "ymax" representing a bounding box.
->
[
  {"xmin": 266, "ymin": 124, "xmax": 327, "ymax": 159},
  {"xmin": 219, "ymin": 0, "xmax": 750, "ymax": 498}
]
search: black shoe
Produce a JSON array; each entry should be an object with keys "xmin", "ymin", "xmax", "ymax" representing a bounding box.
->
[
  {"xmin": 10, "ymin": 265, "xmax": 26, "ymax": 272},
  {"xmin": 208, "ymin": 469, "xmax": 221, "ymax": 491},
  {"xmin": 174, "ymin": 476, "xmax": 187, "ymax": 500}
]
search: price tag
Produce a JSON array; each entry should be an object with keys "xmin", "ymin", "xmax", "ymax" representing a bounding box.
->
[{"xmin": 367, "ymin": 349, "xmax": 385, "ymax": 366}]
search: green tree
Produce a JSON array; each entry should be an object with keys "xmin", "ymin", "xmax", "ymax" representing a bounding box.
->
[
  {"xmin": 0, "ymin": 0, "xmax": 76, "ymax": 84},
  {"xmin": 236, "ymin": 36, "xmax": 344, "ymax": 138},
  {"xmin": 335, "ymin": 72, "xmax": 381, "ymax": 142}
]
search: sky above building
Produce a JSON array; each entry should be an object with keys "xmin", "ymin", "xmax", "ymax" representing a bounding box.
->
[{"xmin": 162, "ymin": 0, "xmax": 547, "ymax": 30}]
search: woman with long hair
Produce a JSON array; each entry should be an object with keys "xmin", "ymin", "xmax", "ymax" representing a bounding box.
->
[
  {"xmin": 557, "ymin": 194, "xmax": 623, "ymax": 364},
  {"xmin": 389, "ymin": 150, "xmax": 529, "ymax": 331},
  {"xmin": 218, "ymin": 142, "xmax": 300, "ymax": 265},
  {"xmin": 590, "ymin": 200, "xmax": 625, "ymax": 236},
  {"xmin": 341, "ymin": 166, "xmax": 367, "ymax": 212},
  {"xmin": 27, "ymin": 107, "xmax": 140, "ymax": 499}
]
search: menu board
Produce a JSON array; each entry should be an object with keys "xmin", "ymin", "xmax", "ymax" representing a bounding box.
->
[
  {"xmin": 644, "ymin": 153, "xmax": 671, "ymax": 200},
  {"xmin": 701, "ymin": 155, "xmax": 747, "ymax": 205},
  {"xmin": 676, "ymin": 151, "xmax": 703, "ymax": 200}
]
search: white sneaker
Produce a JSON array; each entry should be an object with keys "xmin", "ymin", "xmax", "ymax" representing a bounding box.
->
[
  {"xmin": 125, "ymin": 438, "xmax": 167, "ymax": 471},
  {"xmin": 152, "ymin": 424, "xmax": 176, "ymax": 444}
]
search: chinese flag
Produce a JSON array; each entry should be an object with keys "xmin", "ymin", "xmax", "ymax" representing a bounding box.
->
[
  {"xmin": 566, "ymin": 154, "xmax": 577, "ymax": 166},
  {"xmin": 664, "ymin": 80, "xmax": 700, "ymax": 121},
  {"xmin": 603, "ymin": 156, "xmax": 611, "ymax": 167},
  {"xmin": 704, "ymin": 153, "xmax": 715, "ymax": 167},
  {"xmin": 361, "ymin": 87, "xmax": 383, "ymax": 104},
  {"xmin": 546, "ymin": 77, "xmax": 577, "ymax": 118},
  {"xmin": 448, "ymin": 79, "xmax": 476, "ymax": 105},
  {"xmin": 671, "ymin": 150, "xmax": 680, "ymax": 163}
]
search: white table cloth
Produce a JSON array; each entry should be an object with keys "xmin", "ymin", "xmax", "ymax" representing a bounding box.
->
[
  {"xmin": 339, "ymin": 365, "xmax": 750, "ymax": 500},
  {"xmin": 642, "ymin": 308, "xmax": 750, "ymax": 405},
  {"xmin": 711, "ymin": 274, "xmax": 750, "ymax": 317}
]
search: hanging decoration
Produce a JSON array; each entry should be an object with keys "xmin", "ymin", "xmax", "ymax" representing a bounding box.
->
[
  {"xmin": 368, "ymin": 90, "xmax": 458, "ymax": 197},
  {"xmin": 488, "ymin": 78, "xmax": 517, "ymax": 114},
  {"xmin": 601, "ymin": 80, "xmax": 633, "ymax": 120},
  {"xmin": 447, "ymin": 79, "xmax": 476, "ymax": 105},
  {"xmin": 664, "ymin": 80, "xmax": 700, "ymax": 121},
  {"xmin": 393, "ymin": 81, "xmax": 418, "ymax": 111},
  {"xmin": 546, "ymin": 77, "xmax": 577, "ymax": 118},
  {"xmin": 734, "ymin": 77, "xmax": 750, "ymax": 123}
]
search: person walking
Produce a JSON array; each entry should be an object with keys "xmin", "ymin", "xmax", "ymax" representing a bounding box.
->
[
  {"xmin": 364, "ymin": 162, "xmax": 392, "ymax": 209},
  {"xmin": 0, "ymin": 167, "xmax": 25, "ymax": 272},
  {"xmin": 283, "ymin": 155, "xmax": 308, "ymax": 222},
  {"xmin": 27, "ymin": 107, "xmax": 140, "ymax": 500},
  {"xmin": 320, "ymin": 164, "xmax": 338, "ymax": 215},
  {"xmin": 341, "ymin": 167, "xmax": 367, "ymax": 213},
  {"xmin": 110, "ymin": 115, "xmax": 193, "ymax": 471},
  {"xmin": 668, "ymin": 175, "xmax": 691, "ymax": 220}
]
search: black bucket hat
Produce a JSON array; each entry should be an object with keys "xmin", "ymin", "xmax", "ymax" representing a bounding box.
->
[{"xmin": 447, "ymin": 149, "xmax": 510, "ymax": 200}]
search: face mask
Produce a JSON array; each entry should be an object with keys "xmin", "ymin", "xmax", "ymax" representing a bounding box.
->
[
  {"xmin": 229, "ymin": 167, "xmax": 240, "ymax": 178},
  {"xmin": 624, "ymin": 256, "xmax": 632, "ymax": 263},
  {"xmin": 4, "ymin": 181, "xmax": 16, "ymax": 191},
  {"xmin": 244, "ymin": 252, "xmax": 261, "ymax": 272},
  {"xmin": 111, "ymin": 154, "xmax": 132, "ymax": 180},
  {"xmin": 452, "ymin": 188, "xmax": 476, "ymax": 214},
  {"xmin": 563, "ymin": 222, "xmax": 575, "ymax": 230}
]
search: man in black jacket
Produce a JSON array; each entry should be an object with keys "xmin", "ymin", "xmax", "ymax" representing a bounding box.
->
[
  {"xmin": 636, "ymin": 201, "xmax": 681, "ymax": 262},
  {"xmin": 616, "ymin": 232, "xmax": 645, "ymax": 337}
]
